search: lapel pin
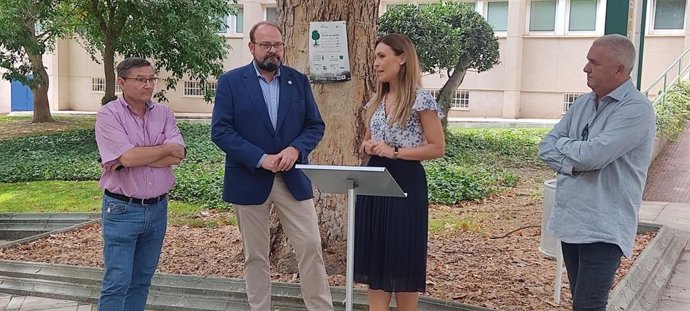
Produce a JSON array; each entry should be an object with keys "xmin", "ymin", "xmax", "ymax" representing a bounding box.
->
[{"xmin": 288, "ymin": 80, "xmax": 292, "ymax": 85}]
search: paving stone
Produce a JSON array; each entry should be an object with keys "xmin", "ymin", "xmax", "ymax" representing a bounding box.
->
[
  {"xmin": 655, "ymin": 299, "xmax": 690, "ymax": 311},
  {"xmin": 644, "ymin": 123, "xmax": 690, "ymax": 203},
  {"xmin": 17, "ymin": 296, "xmax": 77, "ymax": 311}
]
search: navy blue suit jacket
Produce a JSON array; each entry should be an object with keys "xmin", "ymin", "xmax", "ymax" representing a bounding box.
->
[{"xmin": 211, "ymin": 63, "xmax": 325, "ymax": 205}]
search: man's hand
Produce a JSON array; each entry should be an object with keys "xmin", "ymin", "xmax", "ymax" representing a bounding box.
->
[
  {"xmin": 166, "ymin": 143, "xmax": 186, "ymax": 158},
  {"xmin": 101, "ymin": 161, "xmax": 123, "ymax": 173},
  {"xmin": 276, "ymin": 146, "xmax": 300, "ymax": 171},
  {"xmin": 261, "ymin": 154, "xmax": 284, "ymax": 173}
]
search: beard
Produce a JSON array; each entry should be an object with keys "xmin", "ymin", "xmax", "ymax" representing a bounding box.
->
[{"xmin": 256, "ymin": 55, "xmax": 282, "ymax": 72}]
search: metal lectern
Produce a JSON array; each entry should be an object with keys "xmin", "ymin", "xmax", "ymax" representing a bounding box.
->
[{"xmin": 295, "ymin": 164, "xmax": 407, "ymax": 311}]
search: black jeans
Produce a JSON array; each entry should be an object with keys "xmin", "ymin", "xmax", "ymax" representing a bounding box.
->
[{"xmin": 561, "ymin": 242, "xmax": 623, "ymax": 311}]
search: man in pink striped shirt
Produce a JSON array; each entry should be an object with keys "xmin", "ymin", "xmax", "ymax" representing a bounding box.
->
[{"xmin": 94, "ymin": 57, "xmax": 185, "ymax": 311}]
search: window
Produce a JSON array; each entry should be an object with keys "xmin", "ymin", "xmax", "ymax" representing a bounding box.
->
[
  {"xmin": 528, "ymin": 0, "xmax": 602, "ymax": 34},
  {"xmin": 265, "ymin": 6, "xmax": 277, "ymax": 22},
  {"xmin": 426, "ymin": 89, "xmax": 441, "ymax": 99},
  {"xmin": 184, "ymin": 81, "xmax": 217, "ymax": 97},
  {"xmin": 451, "ymin": 90, "xmax": 470, "ymax": 110},
  {"xmin": 652, "ymin": 0, "xmax": 686, "ymax": 30},
  {"xmin": 219, "ymin": 7, "xmax": 244, "ymax": 35},
  {"xmin": 569, "ymin": 0, "xmax": 597, "ymax": 31},
  {"xmin": 529, "ymin": 0, "xmax": 557, "ymax": 31},
  {"xmin": 91, "ymin": 78, "xmax": 121, "ymax": 93},
  {"xmin": 92, "ymin": 78, "xmax": 105, "ymax": 92},
  {"xmin": 486, "ymin": 1, "xmax": 509, "ymax": 32},
  {"xmin": 563, "ymin": 93, "xmax": 581, "ymax": 112}
]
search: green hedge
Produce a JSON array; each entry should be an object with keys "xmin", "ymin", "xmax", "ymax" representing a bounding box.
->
[
  {"xmin": 0, "ymin": 129, "xmax": 101, "ymax": 182},
  {"xmin": 0, "ymin": 123, "xmax": 547, "ymax": 207},
  {"xmin": 656, "ymin": 81, "xmax": 690, "ymax": 140}
]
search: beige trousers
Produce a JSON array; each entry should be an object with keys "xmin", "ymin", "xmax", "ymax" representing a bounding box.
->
[{"xmin": 234, "ymin": 175, "xmax": 334, "ymax": 311}]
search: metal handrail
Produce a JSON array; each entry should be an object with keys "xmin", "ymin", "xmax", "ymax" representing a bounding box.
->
[{"xmin": 642, "ymin": 46, "xmax": 690, "ymax": 106}]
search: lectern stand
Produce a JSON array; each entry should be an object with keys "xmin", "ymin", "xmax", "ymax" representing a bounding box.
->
[{"xmin": 296, "ymin": 164, "xmax": 407, "ymax": 311}]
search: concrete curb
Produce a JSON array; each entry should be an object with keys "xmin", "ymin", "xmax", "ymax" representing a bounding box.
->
[
  {"xmin": 0, "ymin": 213, "xmax": 100, "ymax": 249},
  {"xmin": 0, "ymin": 260, "xmax": 492, "ymax": 311},
  {"xmin": 607, "ymin": 223, "xmax": 690, "ymax": 311}
]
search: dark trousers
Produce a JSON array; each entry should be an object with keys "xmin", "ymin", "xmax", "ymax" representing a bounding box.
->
[{"xmin": 561, "ymin": 242, "xmax": 623, "ymax": 311}]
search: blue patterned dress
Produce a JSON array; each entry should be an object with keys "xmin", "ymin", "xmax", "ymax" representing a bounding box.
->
[{"xmin": 353, "ymin": 89, "xmax": 443, "ymax": 292}]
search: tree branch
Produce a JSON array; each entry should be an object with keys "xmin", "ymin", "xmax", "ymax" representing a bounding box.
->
[{"xmin": 489, "ymin": 225, "xmax": 540, "ymax": 239}]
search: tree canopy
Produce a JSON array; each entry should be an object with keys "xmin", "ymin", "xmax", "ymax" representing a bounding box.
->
[
  {"xmin": 379, "ymin": 2, "xmax": 500, "ymax": 125},
  {"xmin": 0, "ymin": 0, "xmax": 75, "ymax": 122},
  {"xmin": 71, "ymin": 0, "xmax": 235, "ymax": 104}
]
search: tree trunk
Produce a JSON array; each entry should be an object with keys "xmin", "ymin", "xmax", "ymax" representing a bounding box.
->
[
  {"xmin": 102, "ymin": 40, "xmax": 117, "ymax": 105},
  {"xmin": 437, "ymin": 56, "xmax": 469, "ymax": 129},
  {"xmin": 270, "ymin": 0, "xmax": 379, "ymax": 274},
  {"xmin": 26, "ymin": 19, "xmax": 53, "ymax": 123}
]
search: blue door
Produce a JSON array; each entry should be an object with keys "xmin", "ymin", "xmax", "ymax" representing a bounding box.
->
[{"xmin": 11, "ymin": 80, "xmax": 34, "ymax": 111}]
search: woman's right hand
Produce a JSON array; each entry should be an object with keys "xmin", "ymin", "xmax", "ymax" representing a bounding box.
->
[{"xmin": 361, "ymin": 140, "xmax": 374, "ymax": 155}]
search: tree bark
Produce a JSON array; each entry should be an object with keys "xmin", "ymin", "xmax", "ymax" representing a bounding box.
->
[
  {"xmin": 102, "ymin": 40, "xmax": 117, "ymax": 105},
  {"xmin": 437, "ymin": 56, "xmax": 469, "ymax": 128},
  {"xmin": 27, "ymin": 54, "xmax": 53, "ymax": 123},
  {"xmin": 271, "ymin": 0, "xmax": 380, "ymax": 274},
  {"xmin": 26, "ymin": 17, "xmax": 53, "ymax": 123}
]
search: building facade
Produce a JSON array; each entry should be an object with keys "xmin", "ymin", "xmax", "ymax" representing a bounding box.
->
[{"xmin": 1, "ymin": 0, "xmax": 689, "ymax": 119}]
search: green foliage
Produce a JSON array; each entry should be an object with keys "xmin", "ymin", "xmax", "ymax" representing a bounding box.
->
[
  {"xmin": 0, "ymin": 0, "xmax": 73, "ymax": 87},
  {"xmin": 426, "ymin": 161, "xmax": 519, "ymax": 204},
  {"xmin": 0, "ymin": 180, "xmax": 230, "ymax": 227},
  {"xmin": 0, "ymin": 129, "xmax": 101, "ymax": 182},
  {"xmin": 0, "ymin": 180, "xmax": 102, "ymax": 212},
  {"xmin": 70, "ymin": 0, "xmax": 235, "ymax": 102},
  {"xmin": 425, "ymin": 128, "xmax": 548, "ymax": 205},
  {"xmin": 0, "ymin": 122, "xmax": 548, "ymax": 207},
  {"xmin": 428, "ymin": 212, "xmax": 485, "ymax": 234},
  {"xmin": 380, "ymin": 2, "xmax": 500, "ymax": 74},
  {"xmin": 378, "ymin": 2, "xmax": 500, "ymax": 126},
  {"xmin": 655, "ymin": 81, "xmax": 690, "ymax": 139}
]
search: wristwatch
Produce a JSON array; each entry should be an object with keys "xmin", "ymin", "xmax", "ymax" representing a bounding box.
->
[{"xmin": 392, "ymin": 146, "xmax": 399, "ymax": 159}]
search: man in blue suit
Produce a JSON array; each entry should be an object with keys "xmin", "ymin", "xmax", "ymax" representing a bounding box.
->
[{"xmin": 211, "ymin": 21, "xmax": 334, "ymax": 311}]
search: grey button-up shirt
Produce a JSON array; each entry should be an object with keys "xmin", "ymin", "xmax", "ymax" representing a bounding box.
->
[{"xmin": 538, "ymin": 79, "xmax": 656, "ymax": 257}]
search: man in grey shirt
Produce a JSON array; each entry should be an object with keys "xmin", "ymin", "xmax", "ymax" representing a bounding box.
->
[{"xmin": 538, "ymin": 34, "xmax": 656, "ymax": 311}]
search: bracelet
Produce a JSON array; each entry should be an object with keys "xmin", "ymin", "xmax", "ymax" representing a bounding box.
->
[{"xmin": 392, "ymin": 146, "xmax": 399, "ymax": 159}]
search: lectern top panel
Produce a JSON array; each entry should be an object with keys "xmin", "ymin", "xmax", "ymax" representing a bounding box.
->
[{"xmin": 295, "ymin": 164, "xmax": 406, "ymax": 197}]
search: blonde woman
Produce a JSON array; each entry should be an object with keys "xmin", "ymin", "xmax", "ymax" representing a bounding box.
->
[{"xmin": 354, "ymin": 33, "xmax": 446, "ymax": 311}]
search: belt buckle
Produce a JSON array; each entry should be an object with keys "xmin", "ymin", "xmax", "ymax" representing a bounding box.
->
[{"xmin": 140, "ymin": 198, "xmax": 151, "ymax": 206}]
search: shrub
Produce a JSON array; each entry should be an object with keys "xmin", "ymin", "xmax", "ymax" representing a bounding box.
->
[
  {"xmin": 0, "ymin": 129, "xmax": 101, "ymax": 182},
  {"xmin": 425, "ymin": 160, "xmax": 519, "ymax": 204},
  {"xmin": 0, "ymin": 122, "xmax": 547, "ymax": 207},
  {"xmin": 655, "ymin": 81, "xmax": 690, "ymax": 139}
]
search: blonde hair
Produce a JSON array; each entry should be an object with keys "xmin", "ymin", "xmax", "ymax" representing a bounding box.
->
[{"xmin": 366, "ymin": 34, "xmax": 422, "ymax": 127}]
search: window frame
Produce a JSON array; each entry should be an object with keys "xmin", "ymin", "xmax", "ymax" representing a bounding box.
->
[
  {"xmin": 218, "ymin": 5, "xmax": 244, "ymax": 38},
  {"xmin": 526, "ymin": 0, "xmax": 604, "ymax": 36},
  {"xmin": 562, "ymin": 92, "xmax": 582, "ymax": 112},
  {"xmin": 183, "ymin": 80, "xmax": 218, "ymax": 98},
  {"xmin": 480, "ymin": 0, "xmax": 509, "ymax": 35},
  {"xmin": 450, "ymin": 90, "xmax": 470, "ymax": 110},
  {"xmin": 647, "ymin": 0, "xmax": 687, "ymax": 35},
  {"xmin": 91, "ymin": 77, "xmax": 121, "ymax": 94},
  {"xmin": 264, "ymin": 5, "xmax": 278, "ymax": 22}
]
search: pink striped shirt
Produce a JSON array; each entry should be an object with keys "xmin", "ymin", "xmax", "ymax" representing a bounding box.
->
[{"xmin": 95, "ymin": 97, "xmax": 185, "ymax": 199}]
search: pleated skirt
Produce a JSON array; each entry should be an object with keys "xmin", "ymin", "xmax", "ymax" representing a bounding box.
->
[{"xmin": 353, "ymin": 155, "xmax": 428, "ymax": 292}]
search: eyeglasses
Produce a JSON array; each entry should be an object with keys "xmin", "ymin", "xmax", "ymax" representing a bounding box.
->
[
  {"xmin": 253, "ymin": 41, "xmax": 285, "ymax": 51},
  {"xmin": 581, "ymin": 123, "xmax": 589, "ymax": 141},
  {"xmin": 121, "ymin": 77, "xmax": 159, "ymax": 85}
]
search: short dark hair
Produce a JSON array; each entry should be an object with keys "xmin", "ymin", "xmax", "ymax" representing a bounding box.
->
[
  {"xmin": 116, "ymin": 57, "xmax": 152, "ymax": 78},
  {"xmin": 249, "ymin": 21, "xmax": 282, "ymax": 42}
]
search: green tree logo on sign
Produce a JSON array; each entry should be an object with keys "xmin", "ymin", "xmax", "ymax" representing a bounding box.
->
[{"xmin": 311, "ymin": 30, "xmax": 320, "ymax": 46}]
